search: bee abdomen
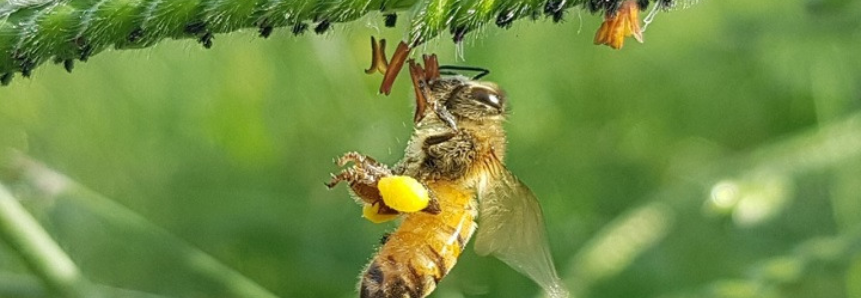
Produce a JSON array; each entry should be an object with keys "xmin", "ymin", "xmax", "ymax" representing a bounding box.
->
[
  {"xmin": 360, "ymin": 184, "xmax": 476, "ymax": 298},
  {"xmin": 360, "ymin": 246, "xmax": 448, "ymax": 298}
]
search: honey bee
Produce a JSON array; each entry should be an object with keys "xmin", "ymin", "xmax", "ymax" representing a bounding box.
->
[{"xmin": 327, "ymin": 40, "xmax": 569, "ymax": 298}]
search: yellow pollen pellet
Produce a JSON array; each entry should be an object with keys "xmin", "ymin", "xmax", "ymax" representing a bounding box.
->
[
  {"xmin": 378, "ymin": 175, "xmax": 430, "ymax": 212},
  {"xmin": 362, "ymin": 203, "xmax": 398, "ymax": 223}
]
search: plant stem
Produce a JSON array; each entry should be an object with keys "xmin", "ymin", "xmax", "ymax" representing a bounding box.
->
[
  {"xmin": 0, "ymin": 183, "xmax": 92, "ymax": 297},
  {"xmin": 0, "ymin": 0, "xmax": 673, "ymax": 85},
  {"xmin": 563, "ymin": 112, "xmax": 861, "ymax": 298},
  {"xmin": 1, "ymin": 153, "xmax": 280, "ymax": 298}
]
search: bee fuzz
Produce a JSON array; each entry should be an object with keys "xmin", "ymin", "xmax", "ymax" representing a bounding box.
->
[{"xmin": 378, "ymin": 176, "xmax": 431, "ymax": 213}]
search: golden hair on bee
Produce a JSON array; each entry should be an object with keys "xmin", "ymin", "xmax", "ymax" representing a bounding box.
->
[{"xmin": 327, "ymin": 38, "xmax": 569, "ymax": 298}]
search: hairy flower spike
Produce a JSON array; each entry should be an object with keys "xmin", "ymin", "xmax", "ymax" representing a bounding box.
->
[
  {"xmin": 594, "ymin": 0, "xmax": 644, "ymax": 49},
  {"xmin": 0, "ymin": 0, "xmax": 683, "ymax": 83}
]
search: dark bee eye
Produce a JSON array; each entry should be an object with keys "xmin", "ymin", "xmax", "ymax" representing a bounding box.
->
[{"xmin": 470, "ymin": 88, "xmax": 504, "ymax": 110}]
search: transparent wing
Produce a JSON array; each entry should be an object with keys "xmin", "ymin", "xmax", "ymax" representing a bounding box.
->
[{"xmin": 474, "ymin": 167, "xmax": 569, "ymax": 298}]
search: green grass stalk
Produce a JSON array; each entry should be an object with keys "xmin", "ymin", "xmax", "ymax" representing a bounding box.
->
[{"xmin": 0, "ymin": 0, "xmax": 675, "ymax": 84}]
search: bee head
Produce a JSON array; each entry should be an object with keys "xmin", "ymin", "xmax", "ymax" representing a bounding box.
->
[
  {"xmin": 408, "ymin": 56, "xmax": 505, "ymax": 129},
  {"xmin": 413, "ymin": 77, "xmax": 507, "ymax": 132}
]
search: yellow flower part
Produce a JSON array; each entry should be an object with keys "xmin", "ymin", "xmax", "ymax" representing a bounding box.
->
[
  {"xmin": 594, "ymin": 0, "xmax": 644, "ymax": 49},
  {"xmin": 378, "ymin": 175, "xmax": 430, "ymax": 213},
  {"xmin": 362, "ymin": 203, "xmax": 399, "ymax": 223}
]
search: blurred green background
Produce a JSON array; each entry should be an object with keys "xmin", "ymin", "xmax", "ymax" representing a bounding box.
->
[{"xmin": 2, "ymin": 0, "xmax": 861, "ymax": 297}]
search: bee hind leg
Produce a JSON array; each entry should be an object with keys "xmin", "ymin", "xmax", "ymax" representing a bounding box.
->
[
  {"xmin": 332, "ymin": 152, "xmax": 392, "ymax": 180},
  {"xmin": 335, "ymin": 152, "xmax": 386, "ymax": 170},
  {"xmin": 327, "ymin": 152, "xmax": 394, "ymax": 205},
  {"xmin": 325, "ymin": 168, "xmax": 357, "ymax": 189}
]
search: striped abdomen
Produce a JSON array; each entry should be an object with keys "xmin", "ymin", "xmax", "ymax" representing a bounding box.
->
[{"xmin": 361, "ymin": 183, "xmax": 477, "ymax": 298}]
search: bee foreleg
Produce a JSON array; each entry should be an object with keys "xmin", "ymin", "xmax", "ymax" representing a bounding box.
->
[{"xmin": 433, "ymin": 103, "xmax": 458, "ymax": 131}]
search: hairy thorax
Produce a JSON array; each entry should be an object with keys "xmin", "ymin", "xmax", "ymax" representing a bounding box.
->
[{"xmin": 394, "ymin": 118, "xmax": 506, "ymax": 184}]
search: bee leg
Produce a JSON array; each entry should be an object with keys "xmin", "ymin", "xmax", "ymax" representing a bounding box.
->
[
  {"xmin": 335, "ymin": 151, "xmax": 376, "ymax": 166},
  {"xmin": 327, "ymin": 168, "xmax": 384, "ymax": 205},
  {"xmin": 328, "ymin": 152, "xmax": 394, "ymax": 205},
  {"xmin": 325, "ymin": 168, "xmax": 356, "ymax": 188},
  {"xmin": 326, "ymin": 166, "xmax": 376, "ymax": 190},
  {"xmin": 433, "ymin": 102, "xmax": 458, "ymax": 131},
  {"xmin": 334, "ymin": 152, "xmax": 393, "ymax": 180}
]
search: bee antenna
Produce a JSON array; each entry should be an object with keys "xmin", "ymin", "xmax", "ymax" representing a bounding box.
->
[{"xmin": 438, "ymin": 65, "xmax": 490, "ymax": 80}]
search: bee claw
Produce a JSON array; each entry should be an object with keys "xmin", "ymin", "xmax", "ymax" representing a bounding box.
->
[
  {"xmin": 325, "ymin": 173, "xmax": 343, "ymax": 189},
  {"xmin": 326, "ymin": 169, "xmax": 358, "ymax": 189}
]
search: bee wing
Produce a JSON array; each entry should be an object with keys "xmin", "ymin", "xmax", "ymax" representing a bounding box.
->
[{"xmin": 474, "ymin": 167, "xmax": 570, "ymax": 298}]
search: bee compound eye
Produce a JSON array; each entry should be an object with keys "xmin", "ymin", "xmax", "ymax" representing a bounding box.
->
[{"xmin": 470, "ymin": 87, "xmax": 504, "ymax": 110}]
